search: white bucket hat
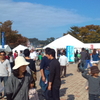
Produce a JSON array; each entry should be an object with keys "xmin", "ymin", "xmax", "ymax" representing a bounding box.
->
[{"xmin": 13, "ymin": 56, "xmax": 30, "ymax": 70}]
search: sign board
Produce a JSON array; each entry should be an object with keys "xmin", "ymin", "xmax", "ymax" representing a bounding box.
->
[{"xmin": 66, "ymin": 46, "xmax": 74, "ymax": 62}]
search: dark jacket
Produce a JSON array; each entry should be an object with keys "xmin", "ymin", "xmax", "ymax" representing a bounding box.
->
[
  {"xmin": 85, "ymin": 53, "xmax": 90, "ymax": 60},
  {"xmin": 49, "ymin": 59, "xmax": 61, "ymax": 88}
]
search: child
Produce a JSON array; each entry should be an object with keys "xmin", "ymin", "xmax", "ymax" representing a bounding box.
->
[
  {"xmin": 79, "ymin": 66, "xmax": 100, "ymax": 100},
  {"xmin": 29, "ymin": 82, "xmax": 39, "ymax": 100}
]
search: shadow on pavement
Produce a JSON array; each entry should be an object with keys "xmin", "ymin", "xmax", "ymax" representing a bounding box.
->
[
  {"xmin": 67, "ymin": 95, "xmax": 75, "ymax": 100},
  {"xmin": 61, "ymin": 80, "xmax": 66, "ymax": 84},
  {"xmin": 66, "ymin": 73, "xmax": 73, "ymax": 77},
  {"xmin": 60, "ymin": 88, "xmax": 68, "ymax": 97}
]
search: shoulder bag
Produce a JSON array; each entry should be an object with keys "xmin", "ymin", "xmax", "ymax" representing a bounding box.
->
[{"xmin": 12, "ymin": 77, "xmax": 25, "ymax": 100}]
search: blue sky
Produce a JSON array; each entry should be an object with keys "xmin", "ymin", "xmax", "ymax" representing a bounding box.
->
[{"xmin": 0, "ymin": 0, "xmax": 100, "ymax": 40}]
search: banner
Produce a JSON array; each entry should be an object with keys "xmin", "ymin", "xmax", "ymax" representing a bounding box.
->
[
  {"xmin": 1, "ymin": 32, "xmax": 5, "ymax": 48},
  {"xmin": 66, "ymin": 46, "xmax": 74, "ymax": 62}
]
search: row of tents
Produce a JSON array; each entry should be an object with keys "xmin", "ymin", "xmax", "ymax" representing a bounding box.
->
[
  {"xmin": 1, "ymin": 34, "xmax": 100, "ymax": 53},
  {"xmin": 0, "ymin": 45, "xmax": 28, "ymax": 53}
]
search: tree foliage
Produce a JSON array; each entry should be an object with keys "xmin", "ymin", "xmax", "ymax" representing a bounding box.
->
[
  {"xmin": 64, "ymin": 25, "xmax": 100, "ymax": 43},
  {"xmin": 0, "ymin": 20, "xmax": 28, "ymax": 48},
  {"xmin": 29, "ymin": 37, "xmax": 55, "ymax": 47}
]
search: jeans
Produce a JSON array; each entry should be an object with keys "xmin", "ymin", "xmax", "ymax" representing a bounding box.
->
[
  {"xmin": 0, "ymin": 76, "xmax": 8, "ymax": 96},
  {"xmin": 80, "ymin": 60, "xmax": 87, "ymax": 69},
  {"xmin": 86, "ymin": 60, "xmax": 92, "ymax": 68},
  {"xmin": 89, "ymin": 94, "xmax": 100, "ymax": 100},
  {"xmin": 40, "ymin": 70, "xmax": 50, "ymax": 92}
]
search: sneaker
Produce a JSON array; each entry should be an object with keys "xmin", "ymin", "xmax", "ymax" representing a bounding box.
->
[{"xmin": 3, "ymin": 96, "xmax": 7, "ymax": 99}]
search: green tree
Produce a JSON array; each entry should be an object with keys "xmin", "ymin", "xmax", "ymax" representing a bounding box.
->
[
  {"xmin": 0, "ymin": 20, "xmax": 28, "ymax": 48},
  {"xmin": 46, "ymin": 37, "xmax": 55, "ymax": 44},
  {"xmin": 64, "ymin": 25, "xmax": 100, "ymax": 43}
]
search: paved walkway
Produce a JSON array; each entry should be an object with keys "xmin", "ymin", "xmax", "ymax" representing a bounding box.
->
[
  {"xmin": 36, "ymin": 63, "xmax": 89, "ymax": 100},
  {"xmin": 2, "ymin": 63, "xmax": 98, "ymax": 100}
]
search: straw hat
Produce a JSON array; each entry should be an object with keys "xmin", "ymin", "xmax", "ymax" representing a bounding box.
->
[{"xmin": 13, "ymin": 56, "xmax": 29, "ymax": 70}]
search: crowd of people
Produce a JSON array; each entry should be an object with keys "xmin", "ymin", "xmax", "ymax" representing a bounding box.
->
[
  {"xmin": 76, "ymin": 48, "xmax": 100, "ymax": 100},
  {"xmin": 0, "ymin": 49, "xmax": 39, "ymax": 100},
  {"xmin": 75, "ymin": 48, "xmax": 100, "ymax": 70},
  {"xmin": 0, "ymin": 47, "xmax": 100, "ymax": 100}
]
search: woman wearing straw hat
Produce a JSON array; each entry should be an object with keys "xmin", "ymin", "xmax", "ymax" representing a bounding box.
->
[{"xmin": 5, "ymin": 56, "xmax": 33, "ymax": 100}]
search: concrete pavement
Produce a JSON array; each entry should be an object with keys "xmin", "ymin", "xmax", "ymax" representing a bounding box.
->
[
  {"xmin": 1, "ymin": 63, "xmax": 94, "ymax": 100},
  {"xmin": 36, "ymin": 64, "xmax": 89, "ymax": 100}
]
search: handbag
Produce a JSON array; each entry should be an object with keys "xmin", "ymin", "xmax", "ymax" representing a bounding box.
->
[{"xmin": 12, "ymin": 77, "xmax": 25, "ymax": 100}]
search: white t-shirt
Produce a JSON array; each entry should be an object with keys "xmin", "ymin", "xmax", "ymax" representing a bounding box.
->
[
  {"xmin": 9, "ymin": 56, "xmax": 14, "ymax": 63},
  {"xmin": 59, "ymin": 55, "xmax": 69, "ymax": 66},
  {"xmin": 0, "ymin": 59, "xmax": 11, "ymax": 76},
  {"xmin": 30, "ymin": 51, "xmax": 37, "ymax": 60}
]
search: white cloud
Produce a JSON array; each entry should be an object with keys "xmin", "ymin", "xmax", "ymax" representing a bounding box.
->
[{"xmin": 0, "ymin": 0, "xmax": 91, "ymax": 39}]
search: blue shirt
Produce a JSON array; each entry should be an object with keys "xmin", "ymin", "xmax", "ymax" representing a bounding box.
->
[
  {"xmin": 40, "ymin": 56, "xmax": 51, "ymax": 70},
  {"xmin": 92, "ymin": 54, "xmax": 99, "ymax": 61}
]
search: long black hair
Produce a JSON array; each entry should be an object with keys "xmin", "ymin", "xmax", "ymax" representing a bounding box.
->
[{"xmin": 12, "ymin": 68, "xmax": 26, "ymax": 77}]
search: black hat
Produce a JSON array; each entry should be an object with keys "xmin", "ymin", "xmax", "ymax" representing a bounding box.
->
[{"xmin": 90, "ymin": 66, "xmax": 100, "ymax": 74}]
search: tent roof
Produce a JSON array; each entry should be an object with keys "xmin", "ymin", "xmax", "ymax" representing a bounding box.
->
[
  {"xmin": 0, "ymin": 45, "xmax": 9, "ymax": 49},
  {"xmin": 0, "ymin": 45, "xmax": 11, "ymax": 52},
  {"xmin": 43, "ymin": 34, "xmax": 84, "ymax": 49},
  {"xmin": 12, "ymin": 45, "xmax": 28, "ymax": 52}
]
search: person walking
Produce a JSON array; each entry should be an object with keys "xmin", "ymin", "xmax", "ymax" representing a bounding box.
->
[
  {"xmin": 39, "ymin": 48, "xmax": 51, "ymax": 100},
  {"xmin": 24, "ymin": 49, "xmax": 37, "ymax": 82},
  {"xmin": 79, "ymin": 66, "xmax": 100, "ymax": 100},
  {"xmin": 13, "ymin": 50, "xmax": 18, "ymax": 59},
  {"xmin": 75, "ymin": 50, "xmax": 78, "ymax": 63},
  {"xmin": 85, "ymin": 50, "xmax": 92, "ymax": 68},
  {"xmin": 8, "ymin": 52, "xmax": 14, "ymax": 69},
  {"xmin": 59, "ymin": 52, "xmax": 69, "ymax": 78},
  {"xmin": 5, "ymin": 56, "xmax": 33, "ymax": 100},
  {"xmin": 47, "ymin": 49, "xmax": 61, "ymax": 100},
  {"xmin": 30, "ymin": 49, "xmax": 37, "ymax": 74},
  {"xmin": 92, "ymin": 49, "xmax": 98, "ymax": 61},
  {"xmin": 19, "ymin": 50, "xmax": 24, "ymax": 57},
  {"xmin": 0, "ymin": 51, "xmax": 11, "ymax": 99},
  {"xmin": 30, "ymin": 49, "xmax": 37, "ymax": 61},
  {"xmin": 80, "ymin": 48, "xmax": 87, "ymax": 69},
  {"xmin": 38, "ymin": 52, "xmax": 43, "ymax": 65}
]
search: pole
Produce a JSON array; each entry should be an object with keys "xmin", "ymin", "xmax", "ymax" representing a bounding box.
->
[{"xmin": 1, "ymin": 32, "xmax": 5, "ymax": 48}]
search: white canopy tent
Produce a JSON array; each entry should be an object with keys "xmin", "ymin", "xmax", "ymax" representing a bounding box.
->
[
  {"xmin": 12, "ymin": 45, "xmax": 28, "ymax": 55},
  {"xmin": 0, "ymin": 45, "xmax": 11, "ymax": 52},
  {"xmin": 43, "ymin": 34, "xmax": 85, "ymax": 49},
  {"xmin": 84, "ymin": 43, "xmax": 100, "ymax": 49}
]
